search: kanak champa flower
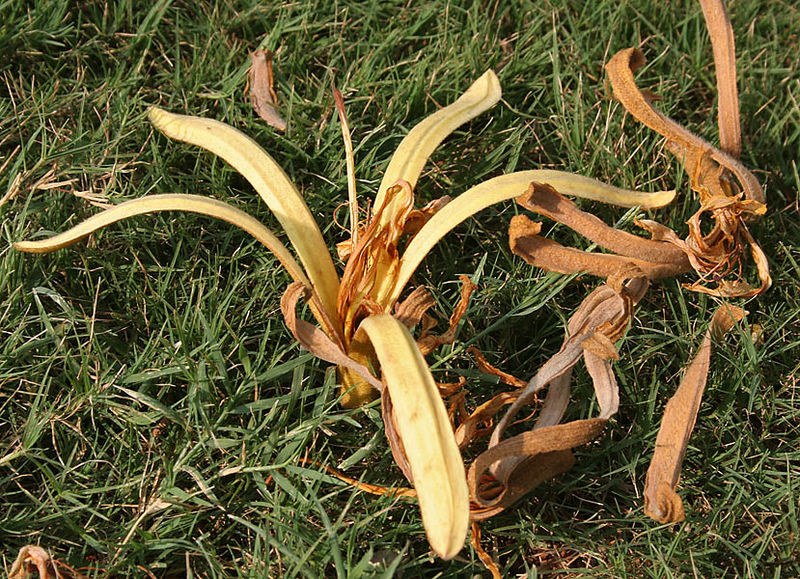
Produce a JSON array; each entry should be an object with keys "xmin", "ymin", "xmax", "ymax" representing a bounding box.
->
[{"xmin": 16, "ymin": 70, "xmax": 675, "ymax": 559}]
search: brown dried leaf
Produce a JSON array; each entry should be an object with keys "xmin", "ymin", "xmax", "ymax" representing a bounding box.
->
[
  {"xmin": 248, "ymin": 50, "xmax": 287, "ymax": 131},
  {"xmin": 644, "ymin": 305, "xmax": 745, "ymax": 523}
]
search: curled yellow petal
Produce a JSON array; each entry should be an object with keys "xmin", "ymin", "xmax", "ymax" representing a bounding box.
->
[
  {"xmin": 374, "ymin": 70, "xmax": 502, "ymax": 223},
  {"xmin": 358, "ymin": 314, "xmax": 469, "ymax": 560},
  {"xmin": 147, "ymin": 107, "xmax": 341, "ymax": 327},
  {"xmin": 390, "ymin": 170, "xmax": 675, "ymax": 307},
  {"xmin": 14, "ymin": 194, "xmax": 310, "ymax": 288}
]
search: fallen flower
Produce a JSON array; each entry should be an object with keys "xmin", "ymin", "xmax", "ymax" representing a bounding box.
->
[
  {"xmin": 605, "ymin": 2, "xmax": 770, "ymax": 297},
  {"xmin": 15, "ymin": 70, "xmax": 673, "ymax": 559}
]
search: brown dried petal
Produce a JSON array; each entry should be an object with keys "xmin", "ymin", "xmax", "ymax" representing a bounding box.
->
[
  {"xmin": 393, "ymin": 285, "xmax": 436, "ymax": 330},
  {"xmin": 469, "ymin": 347, "xmax": 527, "ymax": 388},
  {"xmin": 605, "ymin": 47, "xmax": 762, "ymax": 205},
  {"xmin": 468, "ymin": 419, "xmax": 606, "ymax": 509},
  {"xmin": 517, "ymin": 182, "xmax": 689, "ymax": 268},
  {"xmin": 248, "ymin": 50, "xmax": 287, "ymax": 131},
  {"xmin": 644, "ymin": 305, "xmax": 745, "ymax": 523},
  {"xmin": 280, "ymin": 282, "xmax": 382, "ymax": 391},
  {"xmin": 700, "ymin": 0, "xmax": 741, "ymax": 156},
  {"xmin": 454, "ymin": 391, "xmax": 518, "ymax": 448},
  {"xmin": 382, "ymin": 388, "xmax": 415, "ymax": 482},
  {"xmin": 417, "ymin": 275, "xmax": 478, "ymax": 356},
  {"xmin": 9, "ymin": 546, "xmax": 55, "ymax": 579},
  {"xmin": 470, "ymin": 523, "xmax": 502, "ymax": 579},
  {"xmin": 509, "ymin": 215, "xmax": 688, "ymax": 280}
]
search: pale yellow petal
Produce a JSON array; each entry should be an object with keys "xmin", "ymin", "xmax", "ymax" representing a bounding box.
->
[
  {"xmin": 390, "ymin": 170, "xmax": 675, "ymax": 307},
  {"xmin": 147, "ymin": 107, "xmax": 340, "ymax": 326},
  {"xmin": 373, "ymin": 70, "xmax": 502, "ymax": 222},
  {"xmin": 359, "ymin": 314, "xmax": 469, "ymax": 560},
  {"xmin": 15, "ymin": 194, "xmax": 310, "ymax": 288}
]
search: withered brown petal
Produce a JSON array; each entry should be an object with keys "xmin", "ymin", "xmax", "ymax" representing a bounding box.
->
[
  {"xmin": 417, "ymin": 275, "xmax": 478, "ymax": 356},
  {"xmin": 299, "ymin": 458, "xmax": 416, "ymax": 498},
  {"xmin": 454, "ymin": 391, "xmax": 518, "ymax": 448},
  {"xmin": 248, "ymin": 49, "xmax": 287, "ymax": 131},
  {"xmin": 280, "ymin": 282, "xmax": 382, "ymax": 391},
  {"xmin": 517, "ymin": 182, "xmax": 690, "ymax": 268},
  {"xmin": 700, "ymin": 0, "xmax": 741, "ymax": 157},
  {"xmin": 393, "ymin": 285, "xmax": 436, "ymax": 330},
  {"xmin": 469, "ymin": 347, "xmax": 527, "ymax": 388},
  {"xmin": 509, "ymin": 215, "xmax": 688, "ymax": 280},
  {"xmin": 9, "ymin": 546, "xmax": 53, "ymax": 579},
  {"xmin": 381, "ymin": 389, "xmax": 415, "ymax": 482},
  {"xmin": 644, "ymin": 305, "xmax": 745, "ymax": 523},
  {"xmin": 468, "ymin": 419, "xmax": 606, "ymax": 509},
  {"xmin": 470, "ymin": 523, "xmax": 503, "ymax": 579},
  {"xmin": 605, "ymin": 47, "xmax": 763, "ymax": 205}
]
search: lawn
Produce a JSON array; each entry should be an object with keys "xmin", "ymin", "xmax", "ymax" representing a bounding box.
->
[{"xmin": 1, "ymin": 0, "xmax": 798, "ymax": 577}]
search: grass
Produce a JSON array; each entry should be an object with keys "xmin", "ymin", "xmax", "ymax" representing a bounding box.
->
[{"xmin": 1, "ymin": 0, "xmax": 798, "ymax": 576}]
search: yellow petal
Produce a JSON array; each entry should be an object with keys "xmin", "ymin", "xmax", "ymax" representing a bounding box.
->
[
  {"xmin": 373, "ymin": 70, "xmax": 502, "ymax": 223},
  {"xmin": 147, "ymin": 107, "xmax": 341, "ymax": 327},
  {"xmin": 15, "ymin": 194, "xmax": 310, "ymax": 288},
  {"xmin": 390, "ymin": 170, "xmax": 675, "ymax": 307},
  {"xmin": 358, "ymin": 314, "xmax": 469, "ymax": 560}
]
